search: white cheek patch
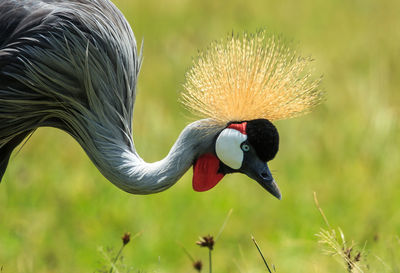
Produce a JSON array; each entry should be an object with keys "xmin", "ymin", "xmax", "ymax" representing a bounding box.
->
[{"xmin": 215, "ymin": 128, "xmax": 247, "ymax": 169}]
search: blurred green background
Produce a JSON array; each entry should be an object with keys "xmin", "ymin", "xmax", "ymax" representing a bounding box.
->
[{"xmin": 1, "ymin": 0, "xmax": 400, "ymax": 272}]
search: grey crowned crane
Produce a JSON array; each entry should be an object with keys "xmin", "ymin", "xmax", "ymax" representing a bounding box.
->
[{"xmin": 0, "ymin": 0, "xmax": 322, "ymax": 198}]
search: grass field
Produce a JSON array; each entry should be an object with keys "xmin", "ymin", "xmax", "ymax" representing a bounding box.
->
[{"xmin": 1, "ymin": 0, "xmax": 400, "ymax": 272}]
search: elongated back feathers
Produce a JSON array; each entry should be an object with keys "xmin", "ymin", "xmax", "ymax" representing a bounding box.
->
[{"xmin": 0, "ymin": 0, "xmax": 141, "ymax": 182}]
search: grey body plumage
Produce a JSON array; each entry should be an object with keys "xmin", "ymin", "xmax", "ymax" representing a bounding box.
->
[
  {"xmin": 0, "ymin": 0, "xmax": 221, "ymax": 194},
  {"xmin": 0, "ymin": 0, "xmax": 285, "ymax": 198}
]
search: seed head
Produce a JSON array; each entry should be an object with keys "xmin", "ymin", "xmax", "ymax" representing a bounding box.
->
[
  {"xmin": 196, "ymin": 235, "xmax": 215, "ymax": 250},
  {"xmin": 354, "ymin": 252, "xmax": 361, "ymax": 262},
  {"xmin": 122, "ymin": 232, "xmax": 131, "ymax": 245},
  {"xmin": 193, "ymin": 260, "xmax": 203, "ymax": 271}
]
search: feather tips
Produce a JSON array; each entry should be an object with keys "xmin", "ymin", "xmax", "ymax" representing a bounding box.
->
[{"xmin": 181, "ymin": 31, "xmax": 323, "ymax": 124}]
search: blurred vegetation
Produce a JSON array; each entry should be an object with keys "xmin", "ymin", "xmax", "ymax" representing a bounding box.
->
[{"xmin": 1, "ymin": 0, "xmax": 400, "ymax": 272}]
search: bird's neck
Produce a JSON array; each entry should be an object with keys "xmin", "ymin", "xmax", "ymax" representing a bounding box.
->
[{"xmin": 91, "ymin": 119, "xmax": 220, "ymax": 194}]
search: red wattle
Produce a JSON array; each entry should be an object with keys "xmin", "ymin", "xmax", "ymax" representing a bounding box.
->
[{"xmin": 192, "ymin": 153, "xmax": 224, "ymax": 192}]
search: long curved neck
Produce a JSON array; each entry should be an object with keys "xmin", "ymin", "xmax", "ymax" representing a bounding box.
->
[{"xmin": 91, "ymin": 119, "xmax": 220, "ymax": 194}]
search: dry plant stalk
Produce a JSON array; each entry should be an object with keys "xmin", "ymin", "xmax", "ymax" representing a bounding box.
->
[
  {"xmin": 182, "ymin": 30, "xmax": 322, "ymax": 125},
  {"xmin": 252, "ymin": 236, "xmax": 274, "ymax": 273},
  {"xmin": 194, "ymin": 209, "xmax": 233, "ymax": 273},
  {"xmin": 314, "ymin": 192, "xmax": 366, "ymax": 273},
  {"xmin": 196, "ymin": 235, "xmax": 214, "ymax": 273},
  {"xmin": 97, "ymin": 231, "xmax": 141, "ymax": 273}
]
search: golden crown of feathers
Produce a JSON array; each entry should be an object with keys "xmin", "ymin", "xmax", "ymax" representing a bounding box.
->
[{"xmin": 181, "ymin": 31, "xmax": 323, "ymax": 124}]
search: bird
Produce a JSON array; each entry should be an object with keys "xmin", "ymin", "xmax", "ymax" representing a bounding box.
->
[{"xmin": 0, "ymin": 0, "xmax": 322, "ymax": 199}]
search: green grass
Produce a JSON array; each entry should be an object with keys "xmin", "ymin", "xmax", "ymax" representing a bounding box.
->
[{"xmin": 1, "ymin": 0, "xmax": 400, "ymax": 272}]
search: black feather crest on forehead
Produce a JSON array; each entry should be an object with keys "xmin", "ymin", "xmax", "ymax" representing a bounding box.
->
[{"xmin": 246, "ymin": 119, "xmax": 279, "ymax": 162}]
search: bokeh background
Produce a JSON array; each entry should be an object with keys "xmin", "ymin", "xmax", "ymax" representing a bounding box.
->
[{"xmin": 1, "ymin": 0, "xmax": 400, "ymax": 272}]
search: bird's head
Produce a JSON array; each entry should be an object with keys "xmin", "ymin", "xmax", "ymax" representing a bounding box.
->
[
  {"xmin": 192, "ymin": 119, "xmax": 281, "ymax": 199},
  {"xmin": 183, "ymin": 31, "xmax": 322, "ymax": 198}
]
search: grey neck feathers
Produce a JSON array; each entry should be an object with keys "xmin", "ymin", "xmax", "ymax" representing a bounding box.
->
[
  {"xmin": 0, "ymin": 0, "xmax": 223, "ymax": 192},
  {"xmin": 91, "ymin": 120, "xmax": 219, "ymax": 194}
]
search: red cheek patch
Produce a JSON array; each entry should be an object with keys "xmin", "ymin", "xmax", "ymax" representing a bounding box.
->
[
  {"xmin": 228, "ymin": 122, "xmax": 247, "ymax": 134},
  {"xmin": 192, "ymin": 153, "xmax": 224, "ymax": 192}
]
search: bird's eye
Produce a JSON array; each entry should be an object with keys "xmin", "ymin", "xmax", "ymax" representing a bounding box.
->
[{"xmin": 241, "ymin": 143, "xmax": 250, "ymax": 152}]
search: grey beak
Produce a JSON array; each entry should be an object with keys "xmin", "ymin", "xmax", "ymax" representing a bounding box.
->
[
  {"xmin": 256, "ymin": 166, "xmax": 281, "ymax": 200},
  {"xmin": 240, "ymin": 154, "xmax": 282, "ymax": 200},
  {"xmin": 263, "ymin": 179, "xmax": 281, "ymax": 200},
  {"xmin": 250, "ymin": 164, "xmax": 281, "ymax": 200}
]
